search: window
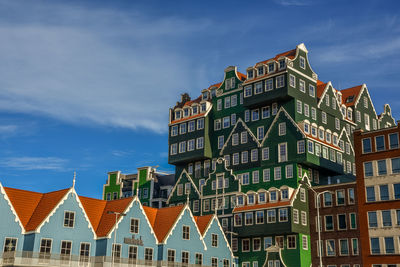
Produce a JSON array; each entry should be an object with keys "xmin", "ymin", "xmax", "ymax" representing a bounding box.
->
[
  {"xmin": 242, "ymin": 173, "xmax": 249, "ymax": 185},
  {"xmin": 182, "ymin": 226, "xmax": 190, "ymax": 240},
  {"xmin": 218, "ymin": 136, "xmax": 224, "ymax": 149},
  {"xmin": 177, "ymin": 184, "xmax": 183, "ymax": 196},
  {"xmin": 278, "ymin": 122, "xmax": 286, "ymax": 136},
  {"xmin": 264, "ymin": 237, "xmax": 272, "ymax": 249},
  {"xmin": 287, "ymin": 235, "xmax": 296, "ymax": 249},
  {"xmin": 326, "ymin": 240, "xmax": 335, "ymax": 256},
  {"xmin": 252, "ymin": 170, "xmax": 259, "ymax": 183},
  {"xmin": 297, "ymin": 140, "xmax": 305, "ymax": 154},
  {"xmin": 300, "ymin": 188, "xmax": 306, "ymax": 202},
  {"xmin": 111, "ymin": 244, "xmax": 121, "ymax": 263},
  {"xmin": 349, "ymin": 213, "xmax": 357, "ymax": 229},
  {"xmin": 268, "ymin": 63, "xmax": 275, "ymax": 73},
  {"xmin": 370, "ymin": 237, "xmax": 380, "ymax": 254},
  {"xmin": 241, "ymin": 131, "xmax": 248, "ymax": 144},
  {"xmin": 336, "ymin": 190, "xmax": 345, "ymax": 206},
  {"xmin": 257, "ymin": 126, "xmax": 264, "ymax": 140},
  {"xmin": 308, "ymin": 141, "xmax": 314, "ymax": 154},
  {"xmin": 394, "ymin": 183, "xmax": 400, "ymax": 199},
  {"xmin": 180, "ymin": 123, "xmax": 187, "ymax": 135},
  {"xmin": 382, "ymin": 210, "xmax": 392, "ymax": 227},
  {"xmin": 264, "ymin": 79, "xmax": 273, "ymax": 92},
  {"xmin": 80, "ymin": 243, "xmax": 90, "ymax": 263},
  {"xmin": 253, "ymin": 238, "xmax": 261, "ymax": 251},
  {"xmin": 234, "ymin": 213, "xmax": 242, "ymax": 226},
  {"xmin": 301, "ymin": 211, "xmax": 307, "ymax": 226},
  {"xmin": 325, "ymin": 215, "xmax": 334, "ymax": 231},
  {"xmin": 391, "ymin": 158, "xmax": 400, "ymax": 173},
  {"xmin": 289, "ymin": 74, "xmax": 296, "ymax": 87},
  {"xmin": 179, "ymin": 142, "xmax": 186, "ymax": 153},
  {"xmin": 385, "ymin": 237, "xmax": 395, "ymax": 254},
  {"xmin": 231, "ymin": 113, "xmax": 236, "ymax": 126},
  {"xmin": 279, "ymin": 208, "xmax": 288, "ymax": 222},
  {"xmin": 224, "ymin": 97, "xmax": 231, "ymax": 109},
  {"xmin": 272, "ymin": 103, "xmax": 278, "ymax": 115},
  {"xmin": 211, "ymin": 258, "xmax": 218, "ymax": 267},
  {"xmin": 366, "ymin": 186, "xmax": 375, "ymax": 202},
  {"xmin": 389, "ymin": 133, "xmax": 399, "ymax": 149},
  {"xmin": 274, "ymin": 167, "xmax": 281, "ymax": 180},
  {"xmin": 188, "ymin": 139, "xmax": 195, "ymax": 151},
  {"xmin": 185, "ymin": 182, "xmax": 191, "ymax": 194},
  {"xmin": 256, "ymin": 211, "xmax": 264, "ymax": 224},
  {"xmin": 252, "ymin": 109, "xmax": 259, "ymax": 121},
  {"xmin": 181, "ymin": 251, "xmax": 189, "ymax": 265},
  {"xmin": 364, "ymin": 162, "xmax": 373, "ymax": 177},
  {"xmin": 267, "ymin": 209, "xmax": 276, "ymax": 223},
  {"xmin": 255, "ymin": 82, "xmax": 263, "ymax": 94},
  {"xmin": 60, "ymin": 241, "xmax": 72, "ymax": 262},
  {"xmin": 171, "ymin": 125, "xmax": 178, "ymax": 136},
  {"xmin": 309, "ymin": 84, "xmax": 315, "ymax": 97},
  {"xmin": 278, "ymin": 143, "xmax": 287, "ymax": 162},
  {"xmin": 351, "ymin": 238, "xmax": 359, "ymax": 255},
  {"xmin": 302, "ymin": 235, "xmax": 308, "ymax": 250},
  {"xmin": 348, "ymin": 188, "xmax": 355, "ymax": 204},
  {"xmin": 3, "ymin": 237, "xmax": 17, "ymax": 253},
  {"xmin": 293, "ymin": 209, "xmax": 299, "ymax": 224},
  {"xmin": 322, "ymin": 112, "xmax": 327, "ymax": 124},
  {"xmin": 286, "ymin": 165, "xmax": 293, "ymax": 178},
  {"xmin": 242, "ymin": 239, "xmax": 250, "ymax": 252},
  {"xmin": 311, "ymin": 107, "xmax": 316, "ymax": 120},
  {"xmin": 304, "ymin": 104, "xmax": 309, "ymax": 117},
  {"xmin": 188, "ymin": 121, "xmax": 195, "ymax": 132},
  {"xmin": 233, "ymin": 153, "xmax": 239, "ymax": 165},
  {"xmin": 64, "ymin": 211, "xmax": 75, "ymax": 228},
  {"xmin": 223, "ymin": 116, "xmax": 230, "ymax": 128},
  {"xmin": 167, "ymin": 249, "xmax": 175, "ymax": 264},
  {"xmin": 368, "ymin": 211, "xmax": 378, "ymax": 227},
  {"xmin": 375, "ymin": 136, "xmax": 385, "ymax": 151},
  {"xmin": 339, "ymin": 239, "xmax": 349, "ymax": 255},
  {"xmin": 262, "ymin": 147, "xmax": 270, "ymax": 160},
  {"xmin": 276, "ymin": 75, "xmax": 285, "ymax": 88},
  {"xmin": 232, "ymin": 238, "xmax": 238, "ymax": 252},
  {"xmin": 211, "ymin": 234, "xmax": 218, "ymax": 247},
  {"xmin": 299, "ymin": 80, "xmax": 305, "ymax": 93},
  {"xmin": 251, "ymin": 149, "xmax": 258, "ymax": 162},
  {"xmin": 276, "ymin": 236, "xmax": 284, "ymax": 248},
  {"xmin": 242, "ymin": 151, "xmax": 248, "ymax": 164},
  {"xmin": 244, "ymin": 85, "xmax": 252, "ymax": 97},
  {"xmin": 130, "ymin": 219, "xmax": 139, "ymax": 234},
  {"xmin": 300, "ymin": 56, "xmax": 305, "ymax": 69},
  {"xmin": 380, "ymin": 185, "xmax": 389, "ymax": 201},
  {"xmin": 195, "ymin": 253, "xmax": 203, "ymax": 265},
  {"xmin": 263, "ymin": 169, "xmax": 270, "ymax": 182},
  {"xmin": 296, "ymin": 100, "xmax": 302, "ymax": 113},
  {"xmin": 377, "ymin": 160, "xmax": 387, "ymax": 175},
  {"xmin": 338, "ymin": 214, "xmax": 347, "ymax": 230}
]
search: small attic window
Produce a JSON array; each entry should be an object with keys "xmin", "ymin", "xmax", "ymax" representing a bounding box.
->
[
  {"xmin": 201, "ymin": 103, "xmax": 207, "ymax": 112},
  {"xmin": 175, "ymin": 110, "xmax": 182, "ymax": 120},
  {"xmin": 192, "ymin": 105, "xmax": 198, "ymax": 115},
  {"xmin": 279, "ymin": 59, "xmax": 286, "ymax": 70},
  {"xmin": 300, "ymin": 57, "xmax": 305, "ymax": 69},
  {"xmin": 202, "ymin": 92, "xmax": 208, "ymax": 100},
  {"xmin": 346, "ymin": 95, "xmax": 354, "ymax": 103},
  {"xmin": 257, "ymin": 66, "xmax": 264, "ymax": 76},
  {"xmin": 268, "ymin": 63, "xmax": 275, "ymax": 73},
  {"xmin": 183, "ymin": 108, "xmax": 190, "ymax": 117},
  {"xmin": 247, "ymin": 69, "xmax": 254, "ymax": 79},
  {"xmin": 210, "ymin": 89, "xmax": 216, "ymax": 98}
]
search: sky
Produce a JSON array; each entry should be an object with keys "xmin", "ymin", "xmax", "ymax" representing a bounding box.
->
[{"xmin": 0, "ymin": 0, "xmax": 399, "ymax": 198}]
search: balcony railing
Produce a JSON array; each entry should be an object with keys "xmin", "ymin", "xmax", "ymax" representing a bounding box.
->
[{"xmin": 0, "ymin": 251, "xmax": 215, "ymax": 267}]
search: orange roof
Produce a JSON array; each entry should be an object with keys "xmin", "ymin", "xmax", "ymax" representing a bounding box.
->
[
  {"xmin": 340, "ymin": 85, "xmax": 363, "ymax": 107},
  {"xmin": 194, "ymin": 214, "xmax": 214, "ymax": 235},
  {"xmin": 143, "ymin": 205, "xmax": 185, "ymax": 242},
  {"xmin": 4, "ymin": 187, "xmax": 70, "ymax": 232},
  {"xmin": 182, "ymin": 96, "xmax": 202, "ymax": 108},
  {"xmin": 208, "ymin": 82, "xmax": 222, "ymax": 90},
  {"xmin": 170, "ymin": 112, "xmax": 205, "ymax": 124},
  {"xmin": 237, "ymin": 72, "xmax": 247, "ymax": 81},
  {"xmin": 257, "ymin": 48, "xmax": 296, "ymax": 65},
  {"xmin": 79, "ymin": 196, "xmax": 107, "ymax": 231},
  {"xmin": 317, "ymin": 80, "xmax": 327, "ymax": 99}
]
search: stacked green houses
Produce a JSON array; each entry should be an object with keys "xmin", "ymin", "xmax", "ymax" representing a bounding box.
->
[{"xmin": 167, "ymin": 43, "xmax": 395, "ymax": 267}]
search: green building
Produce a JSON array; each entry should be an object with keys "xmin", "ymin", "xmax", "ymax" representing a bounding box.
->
[
  {"xmin": 102, "ymin": 166, "xmax": 175, "ymax": 208},
  {"xmin": 166, "ymin": 43, "xmax": 395, "ymax": 266}
]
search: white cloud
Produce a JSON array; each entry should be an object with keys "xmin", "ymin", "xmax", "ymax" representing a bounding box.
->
[
  {"xmin": 0, "ymin": 156, "xmax": 68, "ymax": 171},
  {"xmin": 0, "ymin": 2, "xmax": 214, "ymax": 133},
  {"xmin": 273, "ymin": 0, "xmax": 312, "ymax": 6}
]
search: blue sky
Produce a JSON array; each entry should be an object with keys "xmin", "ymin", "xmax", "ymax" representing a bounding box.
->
[{"xmin": 0, "ymin": 0, "xmax": 399, "ymax": 198}]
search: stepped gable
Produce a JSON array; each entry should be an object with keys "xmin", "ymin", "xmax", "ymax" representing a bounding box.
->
[
  {"xmin": 340, "ymin": 85, "xmax": 363, "ymax": 107},
  {"xmin": 4, "ymin": 187, "xmax": 70, "ymax": 232},
  {"xmin": 143, "ymin": 205, "xmax": 185, "ymax": 243},
  {"xmin": 194, "ymin": 214, "xmax": 214, "ymax": 235}
]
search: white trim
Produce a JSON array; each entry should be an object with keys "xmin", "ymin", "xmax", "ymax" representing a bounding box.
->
[
  {"xmin": 0, "ymin": 183, "xmax": 26, "ymax": 234},
  {"xmin": 338, "ymin": 127, "xmax": 355, "ymax": 155},
  {"xmin": 201, "ymin": 215, "xmax": 234, "ymax": 259},
  {"xmin": 353, "ymin": 84, "xmax": 378, "ymax": 119},
  {"xmin": 166, "ymin": 169, "xmax": 201, "ymax": 204}
]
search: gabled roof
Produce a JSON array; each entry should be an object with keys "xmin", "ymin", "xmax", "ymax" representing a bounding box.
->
[
  {"xmin": 166, "ymin": 169, "xmax": 201, "ymax": 204},
  {"xmin": 143, "ymin": 205, "xmax": 185, "ymax": 243},
  {"xmin": 256, "ymin": 49, "xmax": 296, "ymax": 65},
  {"xmin": 316, "ymin": 80, "xmax": 327, "ymax": 99},
  {"xmin": 208, "ymin": 82, "xmax": 222, "ymax": 90},
  {"xmin": 194, "ymin": 214, "xmax": 214, "ymax": 235},
  {"xmin": 237, "ymin": 72, "xmax": 247, "ymax": 81},
  {"xmin": 340, "ymin": 85, "xmax": 363, "ymax": 107},
  {"xmin": 78, "ymin": 196, "xmax": 107, "ymax": 232},
  {"xmin": 3, "ymin": 187, "xmax": 70, "ymax": 232}
]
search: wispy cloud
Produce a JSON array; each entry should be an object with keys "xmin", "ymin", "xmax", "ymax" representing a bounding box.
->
[
  {"xmin": 273, "ymin": 0, "xmax": 312, "ymax": 6},
  {"xmin": 0, "ymin": 156, "xmax": 68, "ymax": 171},
  {"xmin": 0, "ymin": 2, "xmax": 217, "ymax": 133}
]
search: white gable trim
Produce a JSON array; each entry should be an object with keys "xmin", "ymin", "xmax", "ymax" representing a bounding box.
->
[
  {"xmin": 261, "ymin": 107, "xmax": 306, "ymax": 146},
  {"xmin": 70, "ymin": 188, "xmax": 97, "ymax": 239},
  {"xmin": 202, "ymin": 215, "xmax": 234, "ymax": 259},
  {"xmin": 163, "ymin": 205, "xmax": 207, "ymax": 250},
  {"xmin": 338, "ymin": 127, "xmax": 355, "ymax": 155},
  {"xmin": 353, "ymin": 84, "xmax": 378, "ymax": 119},
  {"xmin": 166, "ymin": 169, "xmax": 200, "ymax": 204},
  {"xmin": 378, "ymin": 104, "xmax": 395, "ymax": 124},
  {"xmin": 220, "ymin": 118, "xmax": 260, "ymax": 155},
  {"xmin": 0, "ymin": 183, "xmax": 26, "ymax": 234}
]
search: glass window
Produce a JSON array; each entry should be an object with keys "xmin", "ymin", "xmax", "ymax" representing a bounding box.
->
[
  {"xmin": 375, "ymin": 136, "xmax": 385, "ymax": 151},
  {"xmin": 64, "ymin": 211, "xmax": 75, "ymax": 228},
  {"xmin": 267, "ymin": 209, "xmax": 276, "ymax": 223},
  {"xmin": 394, "ymin": 183, "xmax": 400, "ymax": 199},
  {"xmin": 362, "ymin": 138, "xmax": 372, "ymax": 153},
  {"xmin": 326, "ymin": 240, "xmax": 335, "ymax": 256},
  {"xmin": 377, "ymin": 160, "xmax": 387, "ymax": 175},
  {"xmin": 382, "ymin": 210, "xmax": 392, "ymax": 227},
  {"xmin": 368, "ymin": 211, "xmax": 378, "ymax": 227},
  {"xmin": 348, "ymin": 188, "xmax": 355, "ymax": 204},
  {"xmin": 350, "ymin": 213, "xmax": 357, "ymax": 229},
  {"xmin": 366, "ymin": 186, "xmax": 375, "ymax": 202},
  {"xmin": 336, "ymin": 190, "xmax": 345, "ymax": 206},
  {"xmin": 365, "ymin": 161, "xmax": 374, "ymax": 177},
  {"xmin": 264, "ymin": 237, "xmax": 272, "ymax": 249},
  {"xmin": 370, "ymin": 238, "xmax": 380, "ymax": 254},
  {"xmin": 325, "ymin": 215, "xmax": 333, "ymax": 231},
  {"xmin": 323, "ymin": 192, "xmax": 332, "ymax": 207},
  {"xmin": 391, "ymin": 158, "xmax": 400, "ymax": 173},
  {"xmin": 389, "ymin": 133, "xmax": 399, "ymax": 149},
  {"xmin": 339, "ymin": 239, "xmax": 349, "ymax": 255},
  {"xmin": 380, "ymin": 185, "xmax": 389, "ymax": 201},
  {"xmin": 338, "ymin": 214, "xmax": 347, "ymax": 230},
  {"xmin": 384, "ymin": 237, "xmax": 395, "ymax": 254}
]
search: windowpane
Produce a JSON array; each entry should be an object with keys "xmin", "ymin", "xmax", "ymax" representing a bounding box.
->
[
  {"xmin": 364, "ymin": 162, "xmax": 373, "ymax": 177},
  {"xmin": 377, "ymin": 160, "xmax": 387, "ymax": 175},
  {"xmin": 380, "ymin": 185, "xmax": 389, "ymax": 201},
  {"xmin": 362, "ymin": 138, "xmax": 372, "ymax": 153},
  {"xmin": 394, "ymin": 184, "xmax": 400, "ymax": 199},
  {"xmin": 384, "ymin": 237, "xmax": 394, "ymax": 254},
  {"xmin": 392, "ymin": 158, "xmax": 400, "ymax": 173},
  {"xmin": 368, "ymin": 211, "xmax": 378, "ymax": 227},
  {"xmin": 382, "ymin": 210, "xmax": 392, "ymax": 227},
  {"xmin": 366, "ymin": 186, "xmax": 375, "ymax": 202},
  {"xmin": 375, "ymin": 136, "xmax": 385, "ymax": 151},
  {"xmin": 389, "ymin": 133, "xmax": 399, "ymax": 149},
  {"xmin": 370, "ymin": 238, "xmax": 380, "ymax": 254}
]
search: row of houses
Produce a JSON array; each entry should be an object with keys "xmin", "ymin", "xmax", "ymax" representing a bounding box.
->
[{"xmin": 0, "ymin": 183, "xmax": 233, "ymax": 266}]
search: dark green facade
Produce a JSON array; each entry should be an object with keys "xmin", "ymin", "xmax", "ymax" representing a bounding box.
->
[{"xmin": 166, "ymin": 43, "xmax": 395, "ymax": 267}]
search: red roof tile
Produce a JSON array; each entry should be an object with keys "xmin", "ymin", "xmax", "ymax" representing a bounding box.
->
[
  {"xmin": 4, "ymin": 187, "xmax": 70, "ymax": 232},
  {"xmin": 143, "ymin": 205, "xmax": 185, "ymax": 242},
  {"xmin": 79, "ymin": 196, "xmax": 107, "ymax": 231},
  {"xmin": 237, "ymin": 72, "xmax": 247, "ymax": 81},
  {"xmin": 208, "ymin": 82, "xmax": 222, "ymax": 90},
  {"xmin": 194, "ymin": 214, "xmax": 213, "ymax": 235},
  {"xmin": 316, "ymin": 80, "xmax": 327, "ymax": 99},
  {"xmin": 257, "ymin": 49, "xmax": 297, "ymax": 65},
  {"xmin": 340, "ymin": 85, "xmax": 363, "ymax": 107}
]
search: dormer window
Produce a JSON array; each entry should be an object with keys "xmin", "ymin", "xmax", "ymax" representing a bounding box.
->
[
  {"xmin": 304, "ymin": 122, "xmax": 310, "ymax": 134},
  {"xmin": 183, "ymin": 108, "xmax": 190, "ymax": 117},
  {"xmin": 268, "ymin": 63, "xmax": 275, "ymax": 73},
  {"xmin": 270, "ymin": 191, "xmax": 277, "ymax": 202},
  {"xmin": 192, "ymin": 106, "xmax": 198, "ymax": 115},
  {"xmin": 247, "ymin": 194, "xmax": 255, "ymax": 205},
  {"xmin": 201, "ymin": 103, "xmax": 207, "ymax": 112},
  {"xmin": 258, "ymin": 192, "xmax": 266, "ymax": 203},
  {"xmin": 211, "ymin": 89, "xmax": 216, "ymax": 98},
  {"xmin": 347, "ymin": 108, "xmax": 353, "ymax": 120},
  {"xmin": 278, "ymin": 59, "xmax": 285, "ymax": 70},
  {"xmin": 202, "ymin": 92, "xmax": 208, "ymax": 100},
  {"xmin": 237, "ymin": 195, "xmax": 244, "ymax": 206},
  {"xmin": 318, "ymin": 129, "xmax": 324, "ymax": 140},
  {"xmin": 175, "ymin": 110, "xmax": 182, "ymax": 120},
  {"xmin": 226, "ymin": 79, "xmax": 231, "ymax": 90},
  {"xmin": 257, "ymin": 66, "xmax": 264, "ymax": 76},
  {"xmin": 281, "ymin": 189, "xmax": 289, "ymax": 200},
  {"xmin": 326, "ymin": 132, "xmax": 332, "ymax": 143},
  {"xmin": 247, "ymin": 69, "xmax": 254, "ymax": 79},
  {"xmin": 341, "ymin": 106, "xmax": 346, "ymax": 116}
]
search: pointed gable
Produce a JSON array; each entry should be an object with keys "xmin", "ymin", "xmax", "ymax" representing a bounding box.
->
[
  {"xmin": 4, "ymin": 187, "xmax": 70, "ymax": 232},
  {"xmin": 341, "ymin": 85, "xmax": 363, "ymax": 107},
  {"xmin": 166, "ymin": 169, "xmax": 200, "ymax": 204},
  {"xmin": 194, "ymin": 214, "xmax": 213, "ymax": 236},
  {"xmin": 143, "ymin": 205, "xmax": 185, "ymax": 243},
  {"xmin": 79, "ymin": 196, "xmax": 107, "ymax": 231},
  {"xmin": 220, "ymin": 118, "xmax": 259, "ymax": 155},
  {"xmin": 316, "ymin": 80, "xmax": 327, "ymax": 99}
]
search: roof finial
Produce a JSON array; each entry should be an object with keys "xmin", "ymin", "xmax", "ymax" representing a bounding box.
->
[
  {"xmin": 73, "ymin": 171, "xmax": 76, "ymax": 188},
  {"xmin": 186, "ymin": 193, "xmax": 190, "ymax": 205}
]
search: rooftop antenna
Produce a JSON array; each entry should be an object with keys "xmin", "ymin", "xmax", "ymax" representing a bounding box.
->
[{"xmin": 72, "ymin": 171, "xmax": 76, "ymax": 188}]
